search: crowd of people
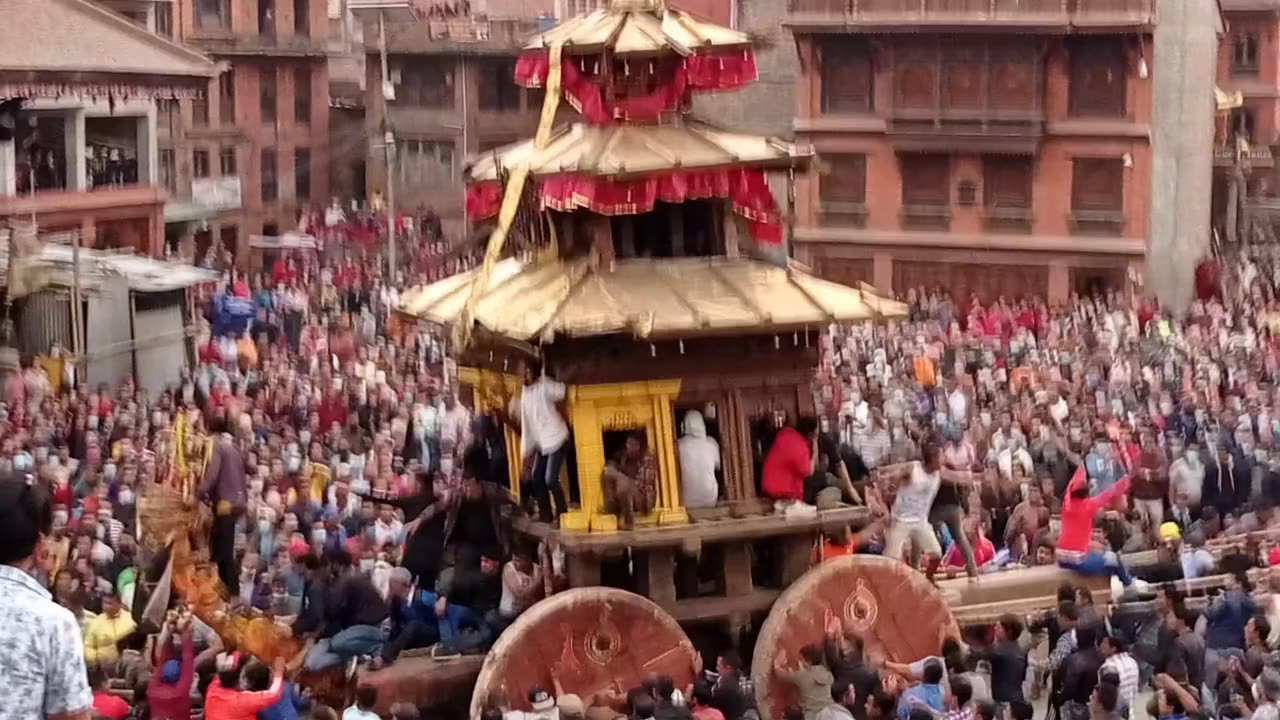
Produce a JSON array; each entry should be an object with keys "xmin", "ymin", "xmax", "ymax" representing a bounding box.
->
[{"xmin": 10, "ymin": 203, "xmax": 1280, "ymax": 720}]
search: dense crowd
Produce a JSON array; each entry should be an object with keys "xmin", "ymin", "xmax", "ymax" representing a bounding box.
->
[{"xmin": 11, "ymin": 215, "xmax": 1280, "ymax": 720}]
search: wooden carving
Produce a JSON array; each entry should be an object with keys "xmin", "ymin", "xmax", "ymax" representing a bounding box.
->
[
  {"xmin": 751, "ymin": 555, "xmax": 959, "ymax": 720},
  {"xmin": 471, "ymin": 588, "xmax": 698, "ymax": 717}
]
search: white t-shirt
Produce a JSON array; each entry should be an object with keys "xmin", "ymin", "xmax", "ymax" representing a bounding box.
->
[
  {"xmin": 520, "ymin": 377, "xmax": 569, "ymax": 457},
  {"xmin": 892, "ymin": 462, "xmax": 941, "ymax": 525}
]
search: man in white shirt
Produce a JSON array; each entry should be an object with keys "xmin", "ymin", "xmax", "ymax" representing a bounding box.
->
[
  {"xmin": 520, "ymin": 359, "xmax": 571, "ymax": 524},
  {"xmin": 880, "ymin": 439, "xmax": 971, "ymax": 579}
]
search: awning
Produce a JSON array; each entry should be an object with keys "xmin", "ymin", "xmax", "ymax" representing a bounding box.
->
[
  {"xmin": 522, "ymin": 0, "xmax": 751, "ymax": 56},
  {"xmin": 398, "ymin": 256, "xmax": 907, "ymax": 341},
  {"xmin": 249, "ymin": 232, "xmax": 319, "ymax": 250},
  {"xmin": 163, "ymin": 201, "xmax": 223, "ymax": 224}
]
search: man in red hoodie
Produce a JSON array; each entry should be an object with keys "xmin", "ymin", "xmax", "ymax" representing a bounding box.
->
[
  {"xmin": 1057, "ymin": 466, "xmax": 1149, "ymax": 598},
  {"xmin": 763, "ymin": 417, "xmax": 818, "ymax": 514}
]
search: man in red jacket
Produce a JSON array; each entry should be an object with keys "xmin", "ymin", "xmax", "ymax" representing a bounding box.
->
[
  {"xmin": 763, "ymin": 417, "xmax": 818, "ymax": 515},
  {"xmin": 1057, "ymin": 466, "xmax": 1149, "ymax": 598}
]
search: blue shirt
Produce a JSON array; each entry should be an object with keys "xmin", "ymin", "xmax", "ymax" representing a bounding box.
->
[
  {"xmin": 257, "ymin": 682, "xmax": 308, "ymax": 720},
  {"xmin": 897, "ymin": 683, "xmax": 944, "ymax": 720}
]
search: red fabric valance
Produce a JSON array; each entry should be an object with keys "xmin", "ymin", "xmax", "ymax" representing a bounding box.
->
[
  {"xmin": 513, "ymin": 47, "xmax": 757, "ymax": 105},
  {"xmin": 465, "ymin": 166, "xmax": 782, "ymax": 245}
]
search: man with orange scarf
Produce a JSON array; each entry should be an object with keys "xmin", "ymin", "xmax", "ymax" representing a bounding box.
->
[{"xmin": 1057, "ymin": 466, "xmax": 1149, "ymax": 598}]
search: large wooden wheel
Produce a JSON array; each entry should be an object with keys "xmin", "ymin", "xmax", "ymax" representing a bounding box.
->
[
  {"xmin": 470, "ymin": 588, "xmax": 698, "ymax": 717},
  {"xmin": 751, "ymin": 555, "xmax": 959, "ymax": 720}
]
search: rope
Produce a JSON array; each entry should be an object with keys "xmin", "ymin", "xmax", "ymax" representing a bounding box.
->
[{"xmin": 452, "ymin": 42, "xmax": 565, "ymax": 351}]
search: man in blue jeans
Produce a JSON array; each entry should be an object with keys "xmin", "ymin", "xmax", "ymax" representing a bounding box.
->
[
  {"xmin": 518, "ymin": 359, "xmax": 571, "ymax": 524},
  {"xmin": 429, "ymin": 548, "xmax": 504, "ymax": 655},
  {"xmin": 303, "ymin": 550, "xmax": 389, "ymax": 672}
]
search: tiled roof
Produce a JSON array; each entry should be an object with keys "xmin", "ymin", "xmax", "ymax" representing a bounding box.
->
[{"xmin": 0, "ymin": 0, "xmax": 218, "ymax": 97}]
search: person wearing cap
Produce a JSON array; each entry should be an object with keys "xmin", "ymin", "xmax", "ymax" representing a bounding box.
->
[
  {"xmin": 1179, "ymin": 530, "xmax": 1215, "ymax": 579},
  {"xmin": 148, "ymin": 613, "xmax": 196, "ymax": 720}
]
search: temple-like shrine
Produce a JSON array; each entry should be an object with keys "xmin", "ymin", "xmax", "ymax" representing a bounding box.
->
[{"xmin": 397, "ymin": 0, "xmax": 907, "ymax": 655}]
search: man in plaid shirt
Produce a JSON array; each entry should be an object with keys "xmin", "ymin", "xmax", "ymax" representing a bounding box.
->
[{"xmin": 1099, "ymin": 634, "xmax": 1139, "ymax": 716}]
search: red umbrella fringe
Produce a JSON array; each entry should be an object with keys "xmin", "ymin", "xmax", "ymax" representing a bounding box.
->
[
  {"xmin": 513, "ymin": 47, "xmax": 757, "ymax": 102},
  {"xmin": 464, "ymin": 167, "xmax": 783, "ymax": 245}
]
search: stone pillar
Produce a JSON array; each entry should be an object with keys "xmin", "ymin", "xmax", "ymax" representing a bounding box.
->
[
  {"xmin": 1048, "ymin": 262, "xmax": 1070, "ymax": 306},
  {"xmin": 65, "ymin": 109, "xmax": 87, "ymax": 191},
  {"xmin": 1149, "ymin": 0, "xmax": 1222, "ymax": 313},
  {"xmin": 873, "ymin": 253, "xmax": 893, "ymax": 295},
  {"xmin": 137, "ymin": 110, "xmax": 158, "ymax": 187},
  {"xmin": 0, "ymin": 139, "xmax": 15, "ymax": 196}
]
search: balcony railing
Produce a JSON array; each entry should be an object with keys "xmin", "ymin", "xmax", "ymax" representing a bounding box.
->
[
  {"xmin": 188, "ymin": 33, "xmax": 332, "ymax": 57},
  {"xmin": 786, "ymin": 0, "xmax": 1153, "ymax": 28},
  {"xmin": 1214, "ymin": 145, "xmax": 1275, "ymax": 168}
]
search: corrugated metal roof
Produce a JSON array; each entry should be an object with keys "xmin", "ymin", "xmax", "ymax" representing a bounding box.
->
[
  {"xmin": 465, "ymin": 120, "xmax": 808, "ymax": 181},
  {"xmin": 398, "ymin": 256, "xmax": 907, "ymax": 341},
  {"xmin": 0, "ymin": 232, "xmax": 219, "ymax": 294}
]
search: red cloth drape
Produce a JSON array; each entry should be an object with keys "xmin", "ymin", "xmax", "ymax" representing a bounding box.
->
[
  {"xmin": 465, "ymin": 166, "xmax": 783, "ymax": 245},
  {"xmin": 513, "ymin": 47, "xmax": 758, "ymax": 99}
]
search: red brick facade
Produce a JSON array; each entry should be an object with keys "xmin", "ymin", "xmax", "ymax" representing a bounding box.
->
[{"xmin": 787, "ymin": 3, "xmax": 1156, "ymax": 305}]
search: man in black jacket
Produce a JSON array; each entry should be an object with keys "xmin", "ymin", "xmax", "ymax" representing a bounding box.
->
[
  {"xmin": 710, "ymin": 651, "xmax": 752, "ymax": 720},
  {"xmin": 1054, "ymin": 624, "xmax": 1103, "ymax": 715},
  {"xmin": 302, "ymin": 549, "xmax": 388, "ymax": 672}
]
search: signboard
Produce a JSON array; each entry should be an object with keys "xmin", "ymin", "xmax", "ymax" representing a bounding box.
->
[{"xmin": 191, "ymin": 176, "xmax": 242, "ymax": 211}]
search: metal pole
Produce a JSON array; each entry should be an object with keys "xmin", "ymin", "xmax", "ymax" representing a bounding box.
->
[
  {"xmin": 460, "ymin": 55, "xmax": 469, "ymax": 238},
  {"xmin": 379, "ymin": 11, "xmax": 397, "ymax": 277},
  {"xmin": 71, "ymin": 227, "xmax": 83, "ymax": 360}
]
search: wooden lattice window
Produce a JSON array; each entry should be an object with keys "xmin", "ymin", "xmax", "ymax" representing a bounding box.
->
[
  {"xmin": 1071, "ymin": 157, "xmax": 1124, "ymax": 235},
  {"xmin": 819, "ymin": 153, "xmax": 868, "ymax": 227},
  {"xmin": 821, "ymin": 40, "xmax": 873, "ymax": 113},
  {"xmin": 1068, "ymin": 39, "xmax": 1127, "ymax": 117}
]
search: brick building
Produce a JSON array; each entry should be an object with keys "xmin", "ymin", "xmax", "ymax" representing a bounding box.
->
[
  {"xmin": 363, "ymin": 16, "xmax": 547, "ymax": 236},
  {"xmin": 786, "ymin": 0, "xmax": 1159, "ymax": 305},
  {"xmin": 161, "ymin": 0, "xmax": 333, "ymax": 263},
  {"xmin": 1, "ymin": 0, "xmax": 217, "ymax": 257}
]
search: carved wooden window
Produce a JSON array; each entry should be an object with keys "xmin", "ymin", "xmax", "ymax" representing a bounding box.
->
[
  {"xmin": 901, "ymin": 154, "xmax": 949, "ymax": 207},
  {"xmin": 942, "ymin": 43, "xmax": 983, "ymax": 113},
  {"xmin": 989, "ymin": 43, "xmax": 1039, "ymax": 114},
  {"xmin": 894, "ymin": 47, "xmax": 937, "ymax": 113},
  {"xmin": 901, "ymin": 154, "xmax": 950, "ymax": 229},
  {"xmin": 983, "ymin": 157, "xmax": 1033, "ymax": 232},
  {"xmin": 1233, "ymin": 34, "xmax": 1260, "ymax": 77},
  {"xmin": 984, "ymin": 158, "xmax": 1032, "ymax": 209},
  {"xmin": 819, "ymin": 153, "xmax": 867, "ymax": 227},
  {"xmin": 1071, "ymin": 157, "xmax": 1124, "ymax": 235},
  {"xmin": 821, "ymin": 40, "xmax": 873, "ymax": 113},
  {"xmin": 1068, "ymin": 39, "xmax": 1126, "ymax": 117}
]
